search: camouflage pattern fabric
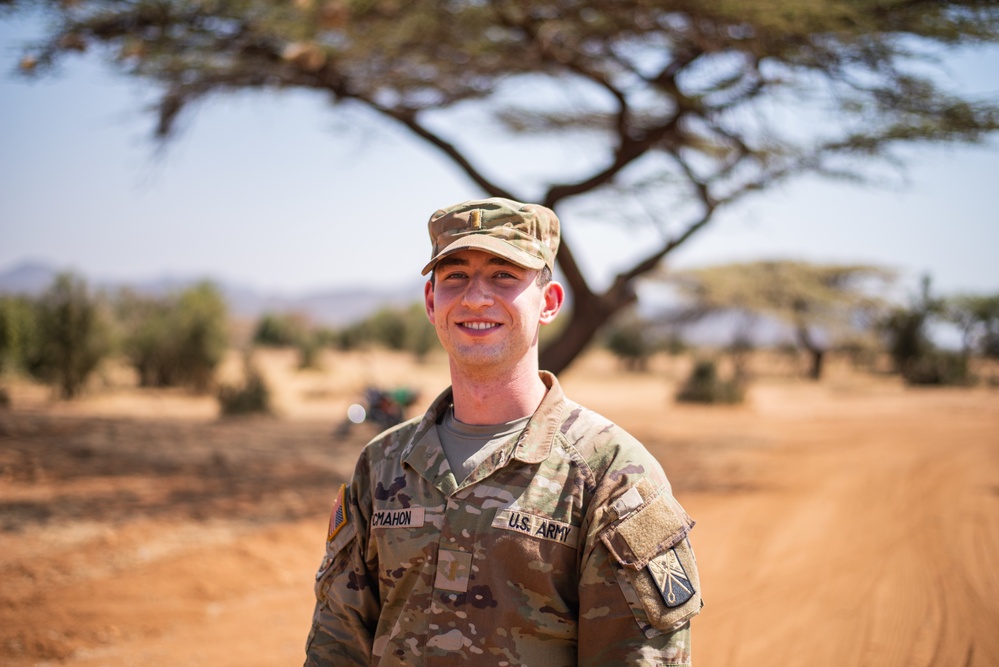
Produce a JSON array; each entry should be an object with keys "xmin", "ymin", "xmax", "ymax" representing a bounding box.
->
[
  {"xmin": 420, "ymin": 197, "xmax": 561, "ymax": 276},
  {"xmin": 305, "ymin": 372, "xmax": 701, "ymax": 666}
]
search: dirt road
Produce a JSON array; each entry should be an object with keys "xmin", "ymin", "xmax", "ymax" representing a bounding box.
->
[{"xmin": 1, "ymin": 354, "xmax": 997, "ymax": 666}]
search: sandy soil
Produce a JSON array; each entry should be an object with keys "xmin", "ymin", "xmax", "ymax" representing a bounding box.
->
[{"xmin": 1, "ymin": 349, "xmax": 997, "ymax": 666}]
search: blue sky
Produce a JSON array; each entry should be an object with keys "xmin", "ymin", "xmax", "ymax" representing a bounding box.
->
[{"xmin": 1, "ymin": 14, "xmax": 997, "ymax": 300}]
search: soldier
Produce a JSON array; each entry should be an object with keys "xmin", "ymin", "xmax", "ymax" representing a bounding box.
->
[{"xmin": 305, "ymin": 198, "xmax": 702, "ymax": 666}]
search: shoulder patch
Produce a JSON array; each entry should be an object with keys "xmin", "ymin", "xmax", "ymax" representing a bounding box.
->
[
  {"xmin": 611, "ymin": 535, "xmax": 703, "ymax": 634},
  {"xmin": 327, "ymin": 483, "xmax": 348, "ymax": 543},
  {"xmin": 648, "ymin": 548, "xmax": 695, "ymax": 608}
]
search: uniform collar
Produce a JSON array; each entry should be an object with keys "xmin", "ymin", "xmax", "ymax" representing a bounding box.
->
[
  {"xmin": 512, "ymin": 371, "xmax": 565, "ymax": 464},
  {"xmin": 402, "ymin": 371, "xmax": 566, "ymax": 489}
]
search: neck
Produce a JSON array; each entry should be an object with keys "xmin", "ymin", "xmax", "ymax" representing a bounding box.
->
[{"xmin": 449, "ymin": 361, "xmax": 547, "ymax": 425}]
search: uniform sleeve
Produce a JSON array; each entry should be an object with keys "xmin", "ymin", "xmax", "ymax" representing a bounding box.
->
[
  {"xmin": 578, "ymin": 480, "xmax": 701, "ymax": 666},
  {"xmin": 304, "ymin": 483, "xmax": 380, "ymax": 666}
]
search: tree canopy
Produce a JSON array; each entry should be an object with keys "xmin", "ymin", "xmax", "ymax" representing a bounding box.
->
[
  {"xmin": 6, "ymin": 0, "xmax": 998, "ymax": 372},
  {"xmin": 945, "ymin": 292, "xmax": 999, "ymax": 357},
  {"xmin": 662, "ymin": 260, "xmax": 895, "ymax": 378}
]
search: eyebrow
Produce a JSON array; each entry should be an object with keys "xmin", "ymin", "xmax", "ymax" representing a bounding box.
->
[{"xmin": 436, "ymin": 256, "xmax": 518, "ymax": 270}]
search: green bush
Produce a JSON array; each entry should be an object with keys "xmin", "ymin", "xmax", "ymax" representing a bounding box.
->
[
  {"xmin": 401, "ymin": 303, "xmax": 439, "ymax": 361},
  {"xmin": 253, "ymin": 312, "xmax": 309, "ymax": 347},
  {"xmin": 335, "ymin": 303, "xmax": 439, "ymax": 359},
  {"xmin": 296, "ymin": 333, "xmax": 322, "ymax": 370},
  {"xmin": 252, "ymin": 313, "xmax": 334, "ymax": 369},
  {"xmin": 368, "ymin": 308, "xmax": 409, "ymax": 350},
  {"xmin": 902, "ymin": 351, "xmax": 972, "ymax": 386},
  {"xmin": 676, "ymin": 360, "xmax": 745, "ymax": 404},
  {"xmin": 0, "ymin": 295, "xmax": 38, "ymax": 375},
  {"xmin": 605, "ymin": 320, "xmax": 650, "ymax": 372},
  {"xmin": 217, "ymin": 362, "xmax": 271, "ymax": 416},
  {"xmin": 118, "ymin": 282, "xmax": 228, "ymax": 391},
  {"xmin": 27, "ymin": 274, "xmax": 111, "ymax": 399}
]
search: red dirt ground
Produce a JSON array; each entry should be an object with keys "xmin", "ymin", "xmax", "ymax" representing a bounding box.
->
[{"xmin": 2, "ymin": 350, "xmax": 997, "ymax": 666}]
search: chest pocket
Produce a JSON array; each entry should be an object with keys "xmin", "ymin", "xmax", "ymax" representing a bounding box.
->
[{"xmin": 600, "ymin": 491, "xmax": 702, "ymax": 634}]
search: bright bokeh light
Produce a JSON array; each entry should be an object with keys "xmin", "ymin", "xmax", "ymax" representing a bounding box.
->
[{"xmin": 347, "ymin": 403, "xmax": 366, "ymax": 425}]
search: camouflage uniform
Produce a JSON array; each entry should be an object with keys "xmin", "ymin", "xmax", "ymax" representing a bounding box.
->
[{"xmin": 305, "ymin": 372, "xmax": 701, "ymax": 666}]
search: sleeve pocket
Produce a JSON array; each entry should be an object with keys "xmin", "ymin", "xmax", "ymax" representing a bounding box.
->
[
  {"xmin": 314, "ymin": 521, "xmax": 357, "ymax": 603},
  {"xmin": 600, "ymin": 493, "xmax": 702, "ymax": 634}
]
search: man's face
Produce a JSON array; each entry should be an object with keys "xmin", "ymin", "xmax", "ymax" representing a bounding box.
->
[{"xmin": 424, "ymin": 249, "xmax": 562, "ymax": 377}]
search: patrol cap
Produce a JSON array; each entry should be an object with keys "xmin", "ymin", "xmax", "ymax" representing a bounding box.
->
[{"xmin": 421, "ymin": 197, "xmax": 560, "ymax": 276}]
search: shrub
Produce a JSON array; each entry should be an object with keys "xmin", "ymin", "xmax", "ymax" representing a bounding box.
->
[
  {"xmin": 296, "ymin": 333, "xmax": 322, "ymax": 370},
  {"xmin": 118, "ymin": 282, "xmax": 228, "ymax": 391},
  {"xmin": 27, "ymin": 274, "xmax": 111, "ymax": 399},
  {"xmin": 367, "ymin": 308, "xmax": 409, "ymax": 350},
  {"xmin": 902, "ymin": 351, "xmax": 972, "ymax": 386},
  {"xmin": 175, "ymin": 283, "xmax": 228, "ymax": 389},
  {"xmin": 335, "ymin": 303, "xmax": 439, "ymax": 359},
  {"xmin": 253, "ymin": 312, "xmax": 309, "ymax": 347},
  {"xmin": 880, "ymin": 275, "xmax": 939, "ymax": 374},
  {"xmin": 217, "ymin": 356, "xmax": 271, "ymax": 416},
  {"xmin": 605, "ymin": 320, "xmax": 650, "ymax": 372},
  {"xmin": 252, "ymin": 313, "xmax": 334, "ymax": 369},
  {"xmin": 883, "ymin": 308, "xmax": 932, "ymax": 373},
  {"xmin": 402, "ymin": 303, "xmax": 439, "ymax": 361},
  {"xmin": 676, "ymin": 359, "xmax": 745, "ymax": 404},
  {"xmin": 0, "ymin": 295, "xmax": 37, "ymax": 375}
]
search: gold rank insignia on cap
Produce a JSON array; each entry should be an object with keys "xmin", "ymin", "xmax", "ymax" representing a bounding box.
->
[
  {"xmin": 327, "ymin": 483, "xmax": 348, "ymax": 542},
  {"xmin": 647, "ymin": 547, "xmax": 695, "ymax": 608}
]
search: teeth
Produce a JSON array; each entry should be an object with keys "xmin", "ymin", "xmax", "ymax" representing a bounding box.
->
[{"xmin": 464, "ymin": 322, "xmax": 498, "ymax": 330}]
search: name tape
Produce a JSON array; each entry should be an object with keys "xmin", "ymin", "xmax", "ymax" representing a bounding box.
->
[
  {"xmin": 370, "ymin": 507, "xmax": 426, "ymax": 529},
  {"xmin": 492, "ymin": 509, "xmax": 578, "ymax": 548}
]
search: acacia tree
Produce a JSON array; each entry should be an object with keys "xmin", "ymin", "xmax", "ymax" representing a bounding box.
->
[
  {"xmin": 663, "ymin": 261, "xmax": 895, "ymax": 379},
  {"xmin": 945, "ymin": 292, "xmax": 999, "ymax": 357},
  {"xmin": 7, "ymin": 0, "xmax": 998, "ymax": 373}
]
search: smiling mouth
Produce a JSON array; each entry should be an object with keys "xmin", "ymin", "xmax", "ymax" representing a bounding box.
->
[{"xmin": 461, "ymin": 322, "xmax": 500, "ymax": 331}]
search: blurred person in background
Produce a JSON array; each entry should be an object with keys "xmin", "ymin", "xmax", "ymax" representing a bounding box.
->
[{"xmin": 305, "ymin": 197, "xmax": 702, "ymax": 666}]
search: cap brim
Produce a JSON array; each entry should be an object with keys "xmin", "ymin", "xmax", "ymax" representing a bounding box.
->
[{"xmin": 421, "ymin": 235, "xmax": 547, "ymax": 276}]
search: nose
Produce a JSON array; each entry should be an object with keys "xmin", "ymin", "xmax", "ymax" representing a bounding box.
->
[{"xmin": 461, "ymin": 275, "xmax": 494, "ymax": 309}]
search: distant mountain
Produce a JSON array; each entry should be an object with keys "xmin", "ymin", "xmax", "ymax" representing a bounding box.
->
[
  {"xmin": 0, "ymin": 261, "xmax": 424, "ymax": 326},
  {"xmin": 0, "ymin": 261, "xmax": 58, "ymax": 295},
  {"xmin": 222, "ymin": 283, "xmax": 425, "ymax": 326}
]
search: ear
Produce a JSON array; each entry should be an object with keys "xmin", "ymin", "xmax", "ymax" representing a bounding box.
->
[
  {"xmin": 539, "ymin": 280, "xmax": 565, "ymax": 325},
  {"xmin": 424, "ymin": 280, "xmax": 435, "ymax": 324}
]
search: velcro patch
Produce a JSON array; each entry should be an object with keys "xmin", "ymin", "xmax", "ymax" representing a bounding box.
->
[
  {"xmin": 435, "ymin": 549, "xmax": 474, "ymax": 592},
  {"xmin": 492, "ymin": 509, "xmax": 579, "ymax": 548},
  {"xmin": 601, "ymin": 493, "xmax": 692, "ymax": 569},
  {"xmin": 327, "ymin": 483, "xmax": 348, "ymax": 543}
]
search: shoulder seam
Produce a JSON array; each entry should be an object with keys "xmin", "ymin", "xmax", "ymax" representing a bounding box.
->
[{"xmin": 558, "ymin": 432, "xmax": 597, "ymax": 494}]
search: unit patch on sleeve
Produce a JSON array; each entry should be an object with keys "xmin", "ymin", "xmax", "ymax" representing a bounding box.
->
[
  {"xmin": 647, "ymin": 547, "xmax": 695, "ymax": 608},
  {"xmin": 327, "ymin": 483, "xmax": 348, "ymax": 543}
]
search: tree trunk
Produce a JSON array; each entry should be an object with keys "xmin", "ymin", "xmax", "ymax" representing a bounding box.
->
[
  {"xmin": 539, "ymin": 287, "xmax": 635, "ymax": 376},
  {"xmin": 808, "ymin": 348, "xmax": 824, "ymax": 381},
  {"xmin": 795, "ymin": 322, "xmax": 825, "ymax": 381}
]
